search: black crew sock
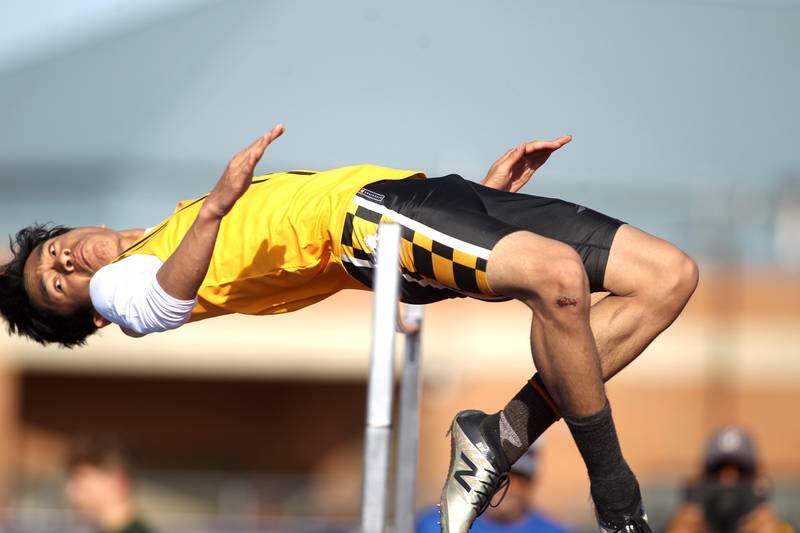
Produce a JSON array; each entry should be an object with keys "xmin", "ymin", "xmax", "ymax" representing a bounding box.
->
[
  {"xmin": 564, "ymin": 399, "xmax": 641, "ymax": 525},
  {"xmin": 480, "ymin": 373, "xmax": 561, "ymax": 464}
]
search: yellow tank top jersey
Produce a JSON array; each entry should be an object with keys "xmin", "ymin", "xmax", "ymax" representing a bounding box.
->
[{"xmin": 113, "ymin": 165, "xmax": 424, "ymax": 321}]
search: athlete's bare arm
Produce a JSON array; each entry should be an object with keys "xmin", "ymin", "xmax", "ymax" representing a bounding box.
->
[
  {"xmin": 155, "ymin": 124, "xmax": 285, "ymax": 300},
  {"xmin": 481, "ymin": 134, "xmax": 572, "ymax": 192}
]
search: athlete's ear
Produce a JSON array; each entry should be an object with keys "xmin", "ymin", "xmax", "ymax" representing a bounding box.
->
[{"xmin": 92, "ymin": 311, "xmax": 111, "ymax": 328}]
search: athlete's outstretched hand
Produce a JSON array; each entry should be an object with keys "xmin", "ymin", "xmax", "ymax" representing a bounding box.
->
[
  {"xmin": 480, "ymin": 135, "xmax": 572, "ymax": 193},
  {"xmin": 154, "ymin": 125, "xmax": 285, "ymax": 305},
  {"xmin": 205, "ymin": 124, "xmax": 285, "ymax": 218}
]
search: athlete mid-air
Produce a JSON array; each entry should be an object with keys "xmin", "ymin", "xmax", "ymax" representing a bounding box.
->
[{"xmin": 0, "ymin": 125, "xmax": 698, "ymax": 532}]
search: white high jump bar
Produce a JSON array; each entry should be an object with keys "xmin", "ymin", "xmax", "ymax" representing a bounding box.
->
[{"xmin": 361, "ymin": 223, "xmax": 424, "ymax": 533}]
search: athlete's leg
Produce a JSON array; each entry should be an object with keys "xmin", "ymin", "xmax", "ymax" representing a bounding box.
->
[
  {"xmin": 488, "ymin": 224, "xmax": 700, "ymax": 464},
  {"xmin": 464, "ymin": 184, "xmax": 698, "ymax": 460},
  {"xmin": 486, "ymin": 230, "xmax": 647, "ymax": 529},
  {"xmin": 590, "ymin": 224, "xmax": 699, "ymax": 380},
  {"xmin": 486, "ymin": 230, "xmax": 604, "ymax": 415}
]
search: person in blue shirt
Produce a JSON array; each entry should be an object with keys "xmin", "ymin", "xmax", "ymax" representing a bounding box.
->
[{"xmin": 417, "ymin": 444, "xmax": 572, "ymax": 533}]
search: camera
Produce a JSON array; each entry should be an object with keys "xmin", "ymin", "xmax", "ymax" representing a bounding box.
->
[{"xmin": 685, "ymin": 478, "xmax": 771, "ymax": 533}]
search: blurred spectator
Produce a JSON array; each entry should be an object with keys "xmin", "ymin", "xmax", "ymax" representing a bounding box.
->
[
  {"xmin": 65, "ymin": 435, "xmax": 154, "ymax": 533},
  {"xmin": 417, "ymin": 443, "xmax": 572, "ymax": 533},
  {"xmin": 667, "ymin": 426, "xmax": 795, "ymax": 533}
]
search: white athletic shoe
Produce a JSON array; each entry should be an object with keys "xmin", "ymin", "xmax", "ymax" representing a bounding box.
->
[{"xmin": 438, "ymin": 410, "xmax": 510, "ymax": 533}]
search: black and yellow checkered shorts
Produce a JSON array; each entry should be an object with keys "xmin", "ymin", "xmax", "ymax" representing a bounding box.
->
[
  {"xmin": 341, "ymin": 195, "xmax": 497, "ymax": 304},
  {"xmin": 339, "ymin": 174, "xmax": 624, "ymax": 304}
]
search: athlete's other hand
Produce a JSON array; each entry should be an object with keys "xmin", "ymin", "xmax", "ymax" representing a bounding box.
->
[
  {"xmin": 481, "ymin": 135, "xmax": 572, "ymax": 193},
  {"xmin": 205, "ymin": 124, "xmax": 285, "ymax": 218}
]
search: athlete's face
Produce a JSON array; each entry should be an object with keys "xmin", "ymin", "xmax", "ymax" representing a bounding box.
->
[{"xmin": 23, "ymin": 226, "xmax": 125, "ymax": 319}]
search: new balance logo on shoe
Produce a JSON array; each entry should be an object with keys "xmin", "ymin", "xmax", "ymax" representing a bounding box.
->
[{"xmin": 453, "ymin": 452, "xmax": 478, "ymax": 493}]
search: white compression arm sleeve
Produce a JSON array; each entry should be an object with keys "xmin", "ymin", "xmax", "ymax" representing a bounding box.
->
[{"xmin": 89, "ymin": 254, "xmax": 197, "ymax": 335}]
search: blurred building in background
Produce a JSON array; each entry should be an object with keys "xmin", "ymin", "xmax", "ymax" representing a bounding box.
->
[{"xmin": 1, "ymin": 0, "xmax": 799, "ymax": 531}]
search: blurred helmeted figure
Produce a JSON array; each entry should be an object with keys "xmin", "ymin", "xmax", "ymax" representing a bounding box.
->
[
  {"xmin": 666, "ymin": 426, "xmax": 795, "ymax": 533},
  {"xmin": 65, "ymin": 435, "xmax": 154, "ymax": 533}
]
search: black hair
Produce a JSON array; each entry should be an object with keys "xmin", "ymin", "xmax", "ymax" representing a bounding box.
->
[{"xmin": 0, "ymin": 223, "xmax": 98, "ymax": 348}]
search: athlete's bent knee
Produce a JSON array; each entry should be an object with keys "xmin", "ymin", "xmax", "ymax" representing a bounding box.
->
[
  {"xmin": 548, "ymin": 256, "xmax": 590, "ymax": 303},
  {"xmin": 523, "ymin": 248, "xmax": 590, "ymax": 314},
  {"xmin": 652, "ymin": 247, "xmax": 699, "ymax": 310},
  {"xmin": 673, "ymin": 251, "xmax": 700, "ymax": 301},
  {"xmin": 488, "ymin": 232, "xmax": 590, "ymax": 312}
]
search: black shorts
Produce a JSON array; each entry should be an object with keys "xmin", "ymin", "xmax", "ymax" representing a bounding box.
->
[{"xmin": 339, "ymin": 174, "xmax": 624, "ymax": 304}]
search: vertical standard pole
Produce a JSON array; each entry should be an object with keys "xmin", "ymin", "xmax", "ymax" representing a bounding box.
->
[
  {"xmin": 394, "ymin": 304, "xmax": 424, "ymax": 533},
  {"xmin": 361, "ymin": 223, "xmax": 403, "ymax": 533}
]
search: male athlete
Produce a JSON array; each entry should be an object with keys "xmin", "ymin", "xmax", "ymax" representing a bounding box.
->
[{"xmin": 0, "ymin": 125, "xmax": 698, "ymax": 532}]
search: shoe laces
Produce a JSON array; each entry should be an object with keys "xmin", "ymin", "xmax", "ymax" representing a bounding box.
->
[{"xmin": 471, "ymin": 469, "xmax": 510, "ymax": 516}]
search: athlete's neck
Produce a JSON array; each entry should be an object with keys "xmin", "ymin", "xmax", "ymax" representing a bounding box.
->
[{"xmin": 118, "ymin": 228, "xmax": 146, "ymax": 250}]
